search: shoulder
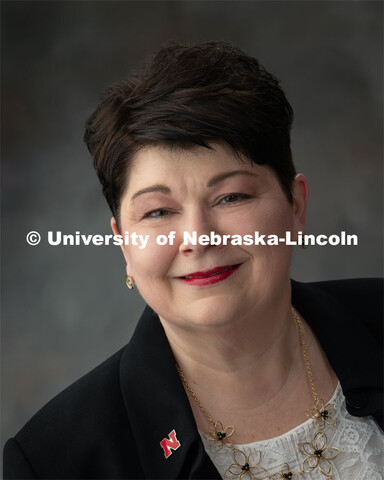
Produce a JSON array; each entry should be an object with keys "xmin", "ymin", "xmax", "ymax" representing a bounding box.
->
[
  {"xmin": 304, "ymin": 277, "xmax": 383, "ymax": 302},
  {"xmin": 4, "ymin": 346, "xmax": 143, "ymax": 479},
  {"xmin": 291, "ymin": 278, "xmax": 383, "ymax": 422},
  {"xmin": 292, "ymin": 277, "xmax": 383, "ymax": 342},
  {"xmin": 20, "ymin": 346, "xmax": 125, "ymax": 431}
]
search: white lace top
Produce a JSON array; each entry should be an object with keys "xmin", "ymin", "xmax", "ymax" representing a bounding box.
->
[{"xmin": 200, "ymin": 383, "xmax": 384, "ymax": 479}]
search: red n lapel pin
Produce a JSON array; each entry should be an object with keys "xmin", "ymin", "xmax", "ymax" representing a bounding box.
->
[{"xmin": 160, "ymin": 429, "xmax": 181, "ymax": 458}]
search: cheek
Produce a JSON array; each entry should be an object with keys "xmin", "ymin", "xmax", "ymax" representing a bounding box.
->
[
  {"xmin": 223, "ymin": 202, "xmax": 294, "ymax": 273},
  {"xmin": 125, "ymin": 242, "xmax": 176, "ymax": 282},
  {"xmin": 223, "ymin": 202, "xmax": 294, "ymax": 236}
]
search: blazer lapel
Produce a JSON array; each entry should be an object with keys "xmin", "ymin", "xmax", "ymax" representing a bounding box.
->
[
  {"xmin": 291, "ymin": 279, "xmax": 383, "ymax": 418},
  {"xmin": 119, "ymin": 305, "xmax": 221, "ymax": 479}
]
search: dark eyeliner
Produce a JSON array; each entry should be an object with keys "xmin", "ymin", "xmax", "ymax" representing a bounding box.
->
[
  {"xmin": 142, "ymin": 208, "xmax": 171, "ymax": 219},
  {"xmin": 218, "ymin": 193, "xmax": 252, "ymax": 204}
]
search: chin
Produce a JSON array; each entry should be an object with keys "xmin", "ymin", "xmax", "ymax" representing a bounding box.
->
[{"xmin": 178, "ymin": 296, "xmax": 246, "ymax": 329}]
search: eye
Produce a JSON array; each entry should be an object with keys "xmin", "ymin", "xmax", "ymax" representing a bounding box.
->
[
  {"xmin": 223, "ymin": 194, "xmax": 240, "ymax": 203},
  {"xmin": 219, "ymin": 193, "xmax": 251, "ymax": 204},
  {"xmin": 143, "ymin": 208, "xmax": 171, "ymax": 219}
]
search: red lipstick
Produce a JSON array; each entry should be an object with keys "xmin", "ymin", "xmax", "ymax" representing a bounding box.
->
[{"xmin": 177, "ymin": 264, "xmax": 241, "ymax": 286}]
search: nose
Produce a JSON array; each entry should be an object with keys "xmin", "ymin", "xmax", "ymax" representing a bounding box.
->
[{"xmin": 178, "ymin": 209, "xmax": 219, "ymax": 255}]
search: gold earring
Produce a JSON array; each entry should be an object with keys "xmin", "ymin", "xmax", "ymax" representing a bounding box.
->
[
  {"xmin": 300, "ymin": 237, "xmax": 308, "ymax": 249},
  {"xmin": 125, "ymin": 274, "xmax": 135, "ymax": 290}
]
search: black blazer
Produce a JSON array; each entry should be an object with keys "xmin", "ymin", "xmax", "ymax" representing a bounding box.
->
[{"xmin": 4, "ymin": 278, "xmax": 383, "ymax": 479}]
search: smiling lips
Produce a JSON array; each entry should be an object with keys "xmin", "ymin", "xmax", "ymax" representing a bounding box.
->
[{"xmin": 178, "ymin": 264, "xmax": 241, "ymax": 286}]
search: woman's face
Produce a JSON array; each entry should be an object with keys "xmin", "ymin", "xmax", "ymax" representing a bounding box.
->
[{"xmin": 112, "ymin": 143, "xmax": 308, "ymax": 329}]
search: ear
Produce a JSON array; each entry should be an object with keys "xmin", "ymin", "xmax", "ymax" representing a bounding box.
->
[
  {"xmin": 291, "ymin": 174, "xmax": 309, "ymax": 234},
  {"xmin": 110, "ymin": 216, "xmax": 120, "ymax": 237},
  {"xmin": 110, "ymin": 217, "xmax": 130, "ymax": 265}
]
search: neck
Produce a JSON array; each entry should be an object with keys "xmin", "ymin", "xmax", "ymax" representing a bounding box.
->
[{"xmin": 159, "ymin": 283, "xmax": 304, "ymax": 412}]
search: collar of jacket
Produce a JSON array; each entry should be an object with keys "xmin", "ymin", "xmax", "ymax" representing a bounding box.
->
[
  {"xmin": 119, "ymin": 279, "xmax": 383, "ymax": 479},
  {"xmin": 290, "ymin": 279, "xmax": 383, "ymax": 418}
]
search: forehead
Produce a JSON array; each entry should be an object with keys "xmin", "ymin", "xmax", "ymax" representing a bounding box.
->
[{"xmin": 127, "ymin": 143, "xmax": 256, "ymax": 185}]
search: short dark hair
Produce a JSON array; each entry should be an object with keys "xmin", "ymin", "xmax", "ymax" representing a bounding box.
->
[{"xmin": 84, "ymin": 41, "xmax": 296, "ymax": 225}]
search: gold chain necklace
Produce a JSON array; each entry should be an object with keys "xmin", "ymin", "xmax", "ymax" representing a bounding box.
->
[{"xmin": 176, "ymin": 307, "xmax": 340, "ymax": 479}]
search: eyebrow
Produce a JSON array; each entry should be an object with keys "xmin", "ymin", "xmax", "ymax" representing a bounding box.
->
[
  {"xmin": 130, "ymin": 170, "xmax": 258, "ymax": 202},
  {"xmin": 131, "ymin": 185, "xmax": 171, "ymax": 202},
  {"xmin": 207, "ymin": 170, "xmax": 258, "ymax": 187}
]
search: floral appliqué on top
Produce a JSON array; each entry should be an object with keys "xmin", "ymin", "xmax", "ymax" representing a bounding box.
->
[{"xmin": 200, "ymin": 383, "xmax": 384, "ymax": 480}]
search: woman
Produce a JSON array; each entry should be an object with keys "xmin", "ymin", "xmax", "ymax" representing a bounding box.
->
[{"xmin": 4, "ymin": 42, "xmax": 383, "ymax": 479}]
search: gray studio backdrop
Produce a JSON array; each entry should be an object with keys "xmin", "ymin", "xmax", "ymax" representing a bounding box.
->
[{"xmin": 2, "ymin": 0, "xmax": 383, "ymax": 455}]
